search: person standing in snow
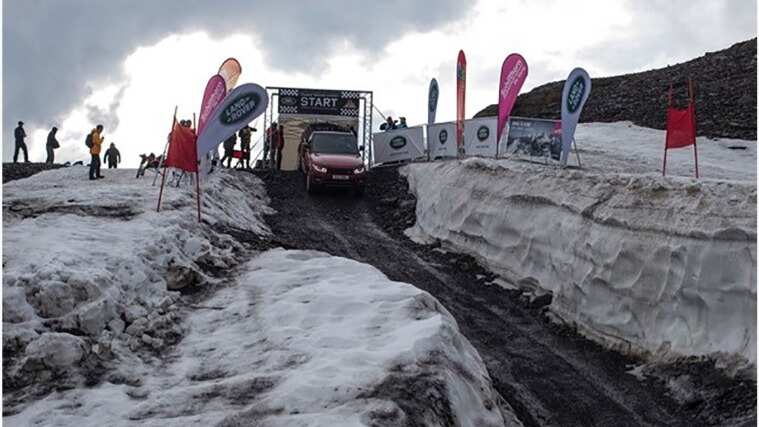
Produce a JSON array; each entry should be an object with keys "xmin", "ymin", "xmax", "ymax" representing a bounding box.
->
[
  {"xmin": 45, "ymin": 126, "xmax": 60, "ymax": 164},
  {"xmin": 221, "ymin": 134, "xmax": 236, "ymax": 168},
  {"xmin": 13, "ymin": 121, "xmax": 29, "ymax": 163},
  {"xmin": 88, "ymin": 124, "xmax": 104, "ymax": 180},
  {"xmin": 103, "ymin": 143, "xmax": 121, "ymax": 169}
]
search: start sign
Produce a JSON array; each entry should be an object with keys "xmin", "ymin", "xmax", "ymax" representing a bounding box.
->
[{"xmin": 278, "ymin": 88, "xmax": 360, "ymax": 117}]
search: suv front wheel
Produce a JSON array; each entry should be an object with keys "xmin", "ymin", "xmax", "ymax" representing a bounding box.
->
[{"xmin": 306, "ymin": 172, "xmax": 317, "ymax": 194}]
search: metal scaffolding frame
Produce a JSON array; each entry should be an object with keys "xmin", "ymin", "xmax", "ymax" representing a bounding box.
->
[{"xmin": 263, "ymin": 87, "xmax": 374, "ymax": 168}]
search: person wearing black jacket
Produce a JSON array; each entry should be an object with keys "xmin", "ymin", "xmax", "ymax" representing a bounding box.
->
[
  {"xmin": 46, "ymin": 126, "xmax": 60, "ymax": 164},
  {"xmin": 14, "ymin": 121, "xmax": 29, "ymax": 163},
  {"xmin": 103, "ymin": 143, "xmax": 121, "ymax": 168},
  {"xmin": 220, "ymin": 134, "xmax": 236, "ymax": 168},
  {"xmin": 238, "ymin": 126, "xmax": 254, "ymax": 169}
]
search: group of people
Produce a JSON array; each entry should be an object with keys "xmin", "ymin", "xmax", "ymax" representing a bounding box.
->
[
  {"xmin": 220, "ymin": 125, "xmax": 256, "ymax": 169},
  {"xmin": 12, "ymin": 117, "xmax": 290, "ymax": 178},
  {"xmin": 13, "ymin": 121, "xmax": 121, "ymax": 180},
  {"xmin": 217, "ymin": 121, "xmax": 285, "ymax": 171},
  {"xmin": 380, "ymin": 115, "xmax": 408, "ymax": 131}
]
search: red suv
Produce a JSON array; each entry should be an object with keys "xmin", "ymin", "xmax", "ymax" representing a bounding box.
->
[{"xmin": 298, "ymin": 124, "xmax": 366, "ymax": 195}]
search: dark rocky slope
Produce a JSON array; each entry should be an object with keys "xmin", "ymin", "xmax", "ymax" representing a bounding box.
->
[
  {"xmin": 3, "ymin": 163, "xmax": 65, "ymax": 183},
  {"xmin": 475, "ymin": 38, "xmax": 757, "ymax": 140}
]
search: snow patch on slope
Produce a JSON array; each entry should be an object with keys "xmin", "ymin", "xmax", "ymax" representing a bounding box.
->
[
  {"xmin": 7, "ymin": 249, "xmax": 520, "ymax": 426},
  {"xmin": 403, "ymin": 123, "xmax": 756, "ymax": 369},
  {"xmin": 573, "ymin": 121, "xmax": 755, "ymax": 180},
  {"xmin": 2, "ymin": 167, "xmax": 272, "ymax": 413}
]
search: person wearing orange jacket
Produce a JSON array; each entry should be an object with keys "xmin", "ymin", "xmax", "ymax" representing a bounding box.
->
[{"xmin": 88, "ymin": 124, "xmax": 104, "ymax": 180}]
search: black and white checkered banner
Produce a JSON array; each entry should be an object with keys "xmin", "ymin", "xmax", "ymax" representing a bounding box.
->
[{"xmin": 278, "ymin": 88, "xmax": 360, "ymax": 117}]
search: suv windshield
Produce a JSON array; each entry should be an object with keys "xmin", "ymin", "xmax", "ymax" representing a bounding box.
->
[{"xmin": 310, "ymin": 133, "xmax": 359, "ymax": 155}]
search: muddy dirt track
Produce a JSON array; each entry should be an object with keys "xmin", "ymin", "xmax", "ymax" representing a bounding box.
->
[{"xmin": 252, "ymin": 167, "xmax": 755, "ymax": 427}]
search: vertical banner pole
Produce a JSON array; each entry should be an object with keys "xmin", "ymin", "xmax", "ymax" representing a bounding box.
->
[
  {"xmin": 368, "ymin": 93, "xmax": 374, "ymax": 168},
  {"xmin": 192, "ymin": 113, "xmax": 205, "ymax": 222},
  {"xmin": 573, "ymin": 138, "xmax": 582, "ymax": 168},
  {"xmin": 263, "ymin": 94, "xmax": 268, "ymax": 169},
  {"xmin": 693, "ymin": 77, "xmax": 697, "ymax": 179},
  {"xmin": 157, "ymin": 106, "xmax": 178, "ymax": 212},
  {"xmin": 153, "ymin": 135, "xmax": 171, "ymax": 186},
  {"xmin": 663, "ymin": 83, "xmax": 673, "ymax": 177},
  {"xmin": 195, "ymin": 173, "xmax": 202, "ymax": 222}
]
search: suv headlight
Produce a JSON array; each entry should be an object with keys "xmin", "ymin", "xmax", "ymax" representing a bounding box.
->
[
  {"xmin": 353, "ymin": 165, "xmax": 366, "ymax": 174},
  {"xmin": 313, "ymin": 164, "xmax": 327, "ymax": 173}
]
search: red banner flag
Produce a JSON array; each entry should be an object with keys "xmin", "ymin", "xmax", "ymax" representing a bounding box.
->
[
  {"xmin": 497, "ymin": 53, "xmax": 528, "ymax": 143},
  {"xmin": 165, "ymin": 122, "xmax": 199, "ymax": 172},
  {"xmin": 456, "ymin": 50, "xmax": 466, "ymax": 156},
  {"xmin": 197, "ymin": 74, "xmax": 227, "ymax": 137}
]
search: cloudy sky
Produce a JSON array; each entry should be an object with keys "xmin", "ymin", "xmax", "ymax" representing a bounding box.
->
[{"xmin": 3, "ymin": 0, "xmax": 756, "ymax": 166}]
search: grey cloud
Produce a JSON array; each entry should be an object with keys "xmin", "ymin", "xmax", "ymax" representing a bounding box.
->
[
  {"xmin": 580, "ymin": 0, "xmax": 756, "ymax": 76},
  {"xmin": 3, "ymin": 0, "xmax": 466, "ymax": 159},
  {"xmin": 86, "ymin": 84, "xmax": 128, "ymax": 132}
]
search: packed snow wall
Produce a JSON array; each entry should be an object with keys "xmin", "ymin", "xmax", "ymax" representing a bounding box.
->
[{"xmin": 404, "ymin": 158, "xmax": 756, "ymax": 367}]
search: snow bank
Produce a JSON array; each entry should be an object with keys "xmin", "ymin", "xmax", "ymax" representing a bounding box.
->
[
  {"xmin": 3, "ymin": 167, "xmax": 272, "ymax": 412},
  {"xmin": 404, "ymin": 122, "xmax": 756, "ymax": 368},
  {"xmin": 7, "ymin": 249, "xmax": 521, "ymax": 426},
  {"xmin": 573, "ymin": 122, "xmax": 756, "ymax": 180}
]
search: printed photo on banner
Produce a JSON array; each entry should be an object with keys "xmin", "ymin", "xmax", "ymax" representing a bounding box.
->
[{"xmin": 503, "ymin": 117, "xmax": 562, "ymax": 161}]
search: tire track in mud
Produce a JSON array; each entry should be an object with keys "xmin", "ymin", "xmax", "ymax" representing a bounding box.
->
[{"xmin": 252, "ymin": 168, "xmax": 754, "ymax": 427}]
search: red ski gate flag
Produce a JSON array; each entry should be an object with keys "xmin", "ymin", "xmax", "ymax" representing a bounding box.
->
[
  {"xmin": 165, "ymin": 122, "xmax": 199, "ymax": 172},
  {"xmin": 456, "ymin": 50, "xmax": 466, "ymax": 156},
  {"xmin": 665, "ymin": 104, "xmax": 696, "ymax": 149},
  {"xmin": 663, "ymin": 79, "xmax": 698, "ymax": 178}
]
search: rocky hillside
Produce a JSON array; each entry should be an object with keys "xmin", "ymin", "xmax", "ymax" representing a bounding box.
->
[
  {"xmin": 3, "ymin": 163, "xmax": 64, "ymax": 183},
  {"xmin": 475, "ymin": 38, "xmax": 757, "ymax": 140}
]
